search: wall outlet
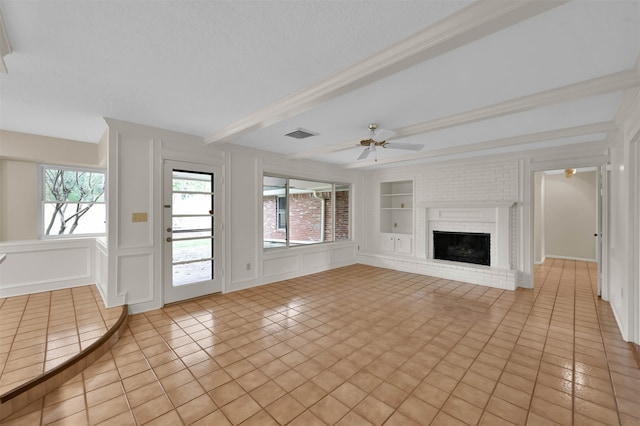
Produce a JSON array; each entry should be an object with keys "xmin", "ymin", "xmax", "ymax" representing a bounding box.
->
[{"xmin": 132, "ymin": 212, "xmax": 148, "ymax": 222}]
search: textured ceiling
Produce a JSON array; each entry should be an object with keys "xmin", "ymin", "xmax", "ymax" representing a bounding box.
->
[{"xmin": 0, "ymin": 0, "xmax": 638, "ymax": 169}]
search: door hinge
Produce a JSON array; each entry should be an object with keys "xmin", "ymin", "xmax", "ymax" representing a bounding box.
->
[{"xmin": 221, "ymin": 269, "xmax": 224, "ymax": 277}]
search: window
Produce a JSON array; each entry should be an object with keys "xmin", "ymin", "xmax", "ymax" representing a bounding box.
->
[
  {"xmin": 41, "ymin": 165, "xmax": 106, "ymax": 237},
  {"xmin": 263, "ymin": 175, "xmax": 350, "ymax": 248}
]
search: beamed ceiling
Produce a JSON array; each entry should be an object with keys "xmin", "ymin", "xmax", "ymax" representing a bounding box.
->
[{"xmin": 0, "ymin": 0, "xmax": 638, "ymax": 169}]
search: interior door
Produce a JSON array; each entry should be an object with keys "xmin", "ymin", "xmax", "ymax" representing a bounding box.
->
[
  {"xmin": 163, "ymin": 160, "xmax": 222, "ymax": 304},
  {"xmin": 597, "ymin": 163, "xmax": 608, "ymax": 298}
]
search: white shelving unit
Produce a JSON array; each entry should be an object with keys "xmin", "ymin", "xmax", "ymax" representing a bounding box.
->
[
  {"xmin": 379, "ymin": 180, "xmax": 414, "ymax": 255},
  {"xmin": 380, "ymin": 180, "xmax": 413, "ymax": 234}
]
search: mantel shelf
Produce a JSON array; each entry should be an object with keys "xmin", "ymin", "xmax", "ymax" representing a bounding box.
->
[
  {"xmin": 381, "ymin": 193, "xmax": 412, "ymax": 197},
  {"xmin": 416, "ymin": 201, "xmax": 516, "ymax": 209}
]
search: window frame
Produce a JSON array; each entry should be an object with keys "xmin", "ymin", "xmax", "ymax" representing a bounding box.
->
[
  {"xmin": 263, "ymin": 174, "xmax": 351, "ymax": 250},
  {"xmin": 39, "ymin": 164, "xmax": 107, "ymax": 239},
  {"xmin": 277, "ymin": 196, "xmax": 287, "ymax": 230}
]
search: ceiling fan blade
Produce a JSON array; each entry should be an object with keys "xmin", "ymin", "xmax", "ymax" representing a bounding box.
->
[
  {"xmin": 372, "ymin": 128, "xmax": 396, "ymax": 142},
  {"xmin": 384, "ymin": 142, "xmax": 423, "ymax": 151},
  {"xmin": 357, "ymin": 147, "xmax": 371, "ymax": 160}
]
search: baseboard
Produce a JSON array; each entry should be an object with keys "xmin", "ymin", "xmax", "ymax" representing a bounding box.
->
[
  {"xmin": 631, "ymin": 342, "xmax": 640, "ymax": 369},
  {"xmin": 0, "ymin": 279, "xmax": 93, "ymax": 298},
  {"xmin": 545, "ymin": 255, "xmax": 597, "ymax": 262},
  {"xmin": 357, "ymin": 252, "xmax": 517, "ymax": 290}
]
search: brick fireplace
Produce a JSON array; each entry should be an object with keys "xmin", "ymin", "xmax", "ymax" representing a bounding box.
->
[{"xmin": 415, "ymin": 201, "xmax": 517, "ymax": 289}]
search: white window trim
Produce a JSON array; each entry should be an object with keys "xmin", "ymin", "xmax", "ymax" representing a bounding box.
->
[{"xmin": 39, "ymin": 164, "xmax": 107, "ymax": 239}]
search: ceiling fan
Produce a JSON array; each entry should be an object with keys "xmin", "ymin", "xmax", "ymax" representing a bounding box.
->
[{"xmin": 358, "ymin": 124, "xmax": 423, "ymax": 161}]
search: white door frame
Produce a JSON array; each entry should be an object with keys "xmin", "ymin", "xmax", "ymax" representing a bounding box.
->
[
  {"xmin": 522, "ymin": 156, "xmax": 609, "ymax": 291},
  {"xmin": 629, "ymin": 131, "xmax": 640, "ymax": 345},
  {"xmin": 163, "ymin": 160, "xmax": 223, "ymax": 304}
]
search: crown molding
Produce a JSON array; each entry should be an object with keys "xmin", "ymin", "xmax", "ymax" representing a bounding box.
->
[
  {"xmin": 344, "ymin": 121, "xmax": 616, "ymax": 169},
  {"xmin": 290, "ymin": 68, "xmax": 639, "ymax": 161},
  {"xmin": 205, "ymin": 0, "xmax": 569, "ymax": 145}
]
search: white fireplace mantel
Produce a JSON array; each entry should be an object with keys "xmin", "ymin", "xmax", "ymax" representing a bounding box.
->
[{"xmin": 417, "ymin": 201, "xmax": 515, "ymax": 270}]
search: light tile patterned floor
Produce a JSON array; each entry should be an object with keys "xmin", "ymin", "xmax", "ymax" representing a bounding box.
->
[
  {"xmin": 2, "ymin": 260, "xmax": 639, "ymax": 425},
  {"xmin": 0, "ymin": 286, "xmax": 121, "ymax": 395}
]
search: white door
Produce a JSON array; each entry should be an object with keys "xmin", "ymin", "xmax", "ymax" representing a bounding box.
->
[
  {"xmin": 597, "ymin": 163, "xmax": 609, "ymax": 298},
  {"xmin": 163, "ymin": 161, "xmax": 222, "ymax": 304}
]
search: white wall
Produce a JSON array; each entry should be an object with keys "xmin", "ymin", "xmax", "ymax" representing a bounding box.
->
[
  {"xmin": 0, "ymin": 239, "xmax": 97, "ymax": 297},
  {"xmin": 0, "ymin": 130, "xmax": 108, "ymax": 297},
  {"xmin": 103, "ymin": 119, "xmax": 359, "ymax": 313},
  {"xmin": 533, "ymin": 172, "xmax": 545, "ymax": 263},
  {"xmin": 0, "ymin": 130, "xmax": 105, "ymax": 241},
  {"xmin": 608, "ymin": 89, "xmax": 640, "ymax": 344},
  {"xmin": 0, "ymin": 160, "xmax": 38, "ymax": 241},
  {"xmin": 543, "ymin": 170, "xmax": 597, "ymax": 261}
]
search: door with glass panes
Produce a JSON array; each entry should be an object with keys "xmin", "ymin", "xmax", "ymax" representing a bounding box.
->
[{"xmin": 163, "ymin": 161, "xmax": 222, "ymax": 303}]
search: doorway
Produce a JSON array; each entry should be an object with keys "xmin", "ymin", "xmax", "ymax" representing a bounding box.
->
[
  {"xmin": 163, "ymin": 160, "xmax": 222, "ymax": 304},
  {"xmin": 532, "ymin": 166, "xmax": 606, "ymax": 295}
]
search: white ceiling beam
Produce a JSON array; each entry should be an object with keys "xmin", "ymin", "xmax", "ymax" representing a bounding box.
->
[
  {"xmin": 289, "ymin": 68, "xmax": 640, "ymax": 160},
  {"xmin": 604, "ymin": 54, "xmax": 640, "ymax": 147},
  {"xmin": 0, "ymin": 10, "xmax": 12, "ymax": 73},
  {"xmin": 205, "ymin": 0, "xmax": 569, "ymax": 145},
  {"xmin": 343, "ymin": 121, "xmax": 617, "ymax": 169}
]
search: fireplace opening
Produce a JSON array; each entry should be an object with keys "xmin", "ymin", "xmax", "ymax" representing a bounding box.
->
[{"xmin": 433, "ymin": 231, "xmax": 490, "ymax": 266}]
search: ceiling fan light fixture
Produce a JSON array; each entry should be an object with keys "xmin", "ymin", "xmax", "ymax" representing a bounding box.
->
[{"xmin": 356, "ymin": 123, "xmax": 421, "ymax": 161}]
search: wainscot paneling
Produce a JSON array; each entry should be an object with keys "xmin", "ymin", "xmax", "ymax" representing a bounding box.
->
[
  {"xmin": 0, "ymin": 239, "xmax": 95, "ymax": 297},
  {"xmin": 116, "ymin": 253, "xmax": 154, "ymax": 305}
]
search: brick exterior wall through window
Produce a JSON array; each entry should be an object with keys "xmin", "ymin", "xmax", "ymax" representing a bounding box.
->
[{"xmin": 263, "ymin": 189, "xmax": 349, "ymax": 243}]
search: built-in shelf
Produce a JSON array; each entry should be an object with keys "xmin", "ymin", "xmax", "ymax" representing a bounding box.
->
[{"xmin": 380, "ymin": 180, "xmax": 413, "ymax": 235}]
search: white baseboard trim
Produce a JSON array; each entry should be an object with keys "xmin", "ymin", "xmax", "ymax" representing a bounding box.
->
[
  {"xmin": 0, "ymin": 279, "xmax": 93, "ymax": 298},
  {"xmin": 229, "ymin": 259, "xmax": 357, "ymax": 294},
  {"xmin": 545, "ymin": 255, "xmax": 597, "ymax": 262},
  {"xmin": 357, "ymin": 252, "xmax": 518, "ymax": 290}
]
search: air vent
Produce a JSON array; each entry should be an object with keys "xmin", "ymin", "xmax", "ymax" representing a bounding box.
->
[{"xmin": 285, "ymin": 128, "xmax": 318, "ymax": 139}]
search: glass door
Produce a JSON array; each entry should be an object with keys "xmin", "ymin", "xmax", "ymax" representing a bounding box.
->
[{"xmin": 163, "ymin": 161, "xmax": 222, "ymax": 303}]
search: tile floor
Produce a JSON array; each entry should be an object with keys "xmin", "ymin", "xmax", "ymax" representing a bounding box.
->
[
  {"xmin": 0, "ymin": 286, "xmax": 121, "ymax": 395},
  {"xmin": 2, "ymin": 259, "xmax": 640, "ymax": 425}
]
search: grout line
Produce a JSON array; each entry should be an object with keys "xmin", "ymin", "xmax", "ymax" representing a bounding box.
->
[
  {"xmin": 570, "ymin": 259, "xmax": 576, "ymax": 426},
  {"xmin": 523, "ymin": 257, "xmax": 559, "ymax": 425},
  {"xmin": 479, "ymin": 257, "xmax": 558, "ymax": 425},
  {"xmin": 584, "ymin": 260, "xmax": 624, "ymax": 426},
  {"xmin": 2, "ymin": 264, "xmax": 637, "ymax": 425}
]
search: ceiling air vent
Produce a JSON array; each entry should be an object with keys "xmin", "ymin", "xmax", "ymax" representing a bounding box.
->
[{"xmin": 285, "ymin": 128, "xmax": 318, "ymax": 139}]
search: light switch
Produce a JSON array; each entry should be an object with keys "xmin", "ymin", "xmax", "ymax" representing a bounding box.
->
[{"xmin": 132, "ymin": 212, "xmax": 148, "ymax": 222}]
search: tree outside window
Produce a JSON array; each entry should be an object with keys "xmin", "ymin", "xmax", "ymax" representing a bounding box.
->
[{"xmin": 42, "ymin": 166, "xmax": 106, "ymax": 236}]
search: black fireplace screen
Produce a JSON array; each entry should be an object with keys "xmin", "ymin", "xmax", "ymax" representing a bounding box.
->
[{"xmin": 433, "ymin": 231, "xmax": 490, "ymax": 266}]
